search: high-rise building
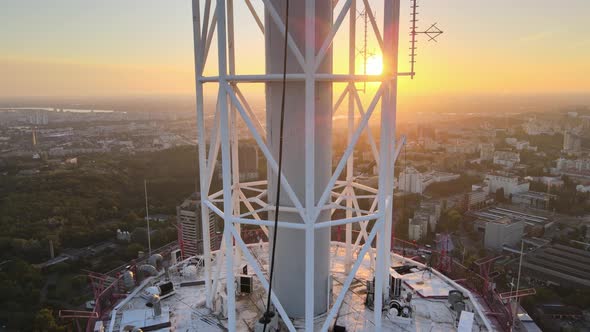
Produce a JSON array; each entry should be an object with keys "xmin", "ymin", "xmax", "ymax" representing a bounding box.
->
[
  {"xmin": 399, "ymin": 166, "xmax": 423, "ymax": 193},
  {"xmin": 26, "ymin": 109, "xmax": 49, "ymax": 125},
  {"xmin": 176, "ymin": 193, "xmax": 217, "ymax": 258},
  {"xmin": 238, "ymin": 144, "xmax": 259, "ymax": 181},
  {"xmin": 464, "ymin": 184, "xmax": 489, "ymax": 210},
  {"xmin": 563, "ymin": 130, "xmax": 582, "ymax": 153},
  {"xmin": 479, "ymin": 143, "xmax": 494, "ymax": 161}
]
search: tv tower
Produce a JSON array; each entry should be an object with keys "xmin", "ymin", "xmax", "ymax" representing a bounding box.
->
[{"xmin": 191, "ymin": 0, "xmax": 441, "ymax": 330}]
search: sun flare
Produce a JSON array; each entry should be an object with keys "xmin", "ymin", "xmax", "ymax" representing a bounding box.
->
[{"xmin": 365, "ymin": 55, "xmax": 383, "ymax": 75}]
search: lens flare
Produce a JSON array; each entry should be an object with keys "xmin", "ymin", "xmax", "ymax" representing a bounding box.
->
[{"xmin": 366, "ymin": 55, "xmax": 383, "ymax": 75}]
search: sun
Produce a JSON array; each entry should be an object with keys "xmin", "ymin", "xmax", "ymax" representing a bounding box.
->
[{"xmin": 365, "ymin": 55, "xmax": 383, "ymax": 75}]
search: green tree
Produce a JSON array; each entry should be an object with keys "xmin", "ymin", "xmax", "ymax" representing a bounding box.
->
[
  {"xmin": 124, "ymin": 211, "xmax": 141, "ymax": 223},
  {"xmin": 126, "ymin": 243, "xmax": 144, "ymax": 260},
  {"xmin": 33, "ymin": 308, "xmax": 65, "ymax": 332},
  {"xmin": 437, "ymin": 209, "xmax": 463, "ymax": 232},
  {"xmin": 0, "ymin": 260, "xmax": 43, "ymax": 330}
]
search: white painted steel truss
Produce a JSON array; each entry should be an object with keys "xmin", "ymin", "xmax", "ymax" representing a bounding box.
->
[{"xmin": 191, "ymin": 0, "xmax": 404, "ymax": 330}]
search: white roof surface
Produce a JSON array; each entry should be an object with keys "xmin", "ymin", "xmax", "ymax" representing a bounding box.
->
[
  {"xmin": 119, "ymin": 308, "xmax": 170, "ymax": 332},
  {"xmin": 102, "ymin": 242, "xmax": 493, "ymax": 331},
  {"xmin": 403, "ymin": 270, "xmax": 456, "ymax": 298}
]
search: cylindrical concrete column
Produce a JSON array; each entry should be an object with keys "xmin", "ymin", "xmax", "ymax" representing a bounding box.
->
[{"xmin": 265, "ymin": 0, "xmax": 332, "ymax": 318}]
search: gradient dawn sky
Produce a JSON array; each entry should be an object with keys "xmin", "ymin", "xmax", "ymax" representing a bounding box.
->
[{"xmin": 1, "ymin": 0, "xmax": 589, "ymax": 98}]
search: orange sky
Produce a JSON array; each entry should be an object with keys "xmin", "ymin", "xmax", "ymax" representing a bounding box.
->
[{"xmin": 1, "ymin": 0, "xmax": 589, "ymax": 98}]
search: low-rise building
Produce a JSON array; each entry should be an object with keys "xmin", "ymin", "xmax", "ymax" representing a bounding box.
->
[
  {"xmin": 553, "ymin": 157, "xmax": 590, "ymax": 180},
  {"xmin": 464, "ymin": 184, "xmax": 490, "ymax": 210},
  {"xmin": 505, "ymin": 138, "xmax": 534, "ymax": 151},
  {"xmin": 408, "ymin": 216, "xmax": 428, "ymax": 241},
  {"xmin": 505, "ymin": 137, "xmax": 518, "ymax": 145},
  {"xmin": 512, "ymin": 191, "xmax": 556, "ymax": 210},
  {"xmin": 493, "ymin": 150, "xmax": 520, "ymax": 168},
  {"xmin": 471, "ymin": 206, "xmax": 551, "ymax": 228},
  {"xmin": 470, "ymin": 206, "xmax": 552, "ymax": 240},
  {"xmin": 484, "ymin": 217, "xmax": 524, "ymax": 251},
  {"xmin": 422, "ymin": 137, "xmax": 441, "ymax": 151},
  {"xmin": 398, "ymin": 166, "xmax": 460, "ymax": 194},
  {"xmin": 555, "ymin": 157, "xmax": 590, "ymax": 172},
  {"xmin": 522, "ymin": 119, "xmax": 558, "ymax": 136},
  {"xmin": 408, "ymin": 201, "xmax": 442, "ymax": 240},
  {"xmin": 533, "ymin": 304, "xmax": 585, "ymax": 331},
  {"xmin": 419, "ymin": 201, "xmax": 442, "ymax": 232},
  {"xmin": 526, "ymin": 176, "xmax": 564, "ymax": 190},
  {"xmin": 514, "ymin": 141, "xmax": 530, "ymax": 151},
  {"xmin": 523, "ymin": 244, "xmax": 590, "ymax": 288},
  {"xmin": 486, "ymin": 173, "xmax": 529, "ymax": 198},
  {"xmin": 444, "ymin": 140, "xmax": 478, "ymax": 154}
]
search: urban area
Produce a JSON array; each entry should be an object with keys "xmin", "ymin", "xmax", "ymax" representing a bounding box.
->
[{"xmin": 1, "ymin": 102, "xmax": 589, "ymax": 331}]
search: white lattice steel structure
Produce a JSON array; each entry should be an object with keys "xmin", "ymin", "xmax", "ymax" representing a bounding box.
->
[{"xmin": 191, "ymin": 0, "xmax": 409, "ymax": 330}]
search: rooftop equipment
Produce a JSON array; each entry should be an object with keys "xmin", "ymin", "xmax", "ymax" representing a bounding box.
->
[
  {"xmin": 148, "ymin": 254, "xmax": 163, "ymax": 270},
  {"xmin": 158, "ymin": 281, "xmax": 174, "ymax": 298},
  {"xmin": 365, "ymin": 278, "xmax": 375, "ymax": 310},
  {"xmin": 145, "ymin": 294, "xmax": 162, "ymax": 317},
  {"xmin": 138, "ymin": 264, "xmax": 157, "ymax": 279},
  {"xmin": 122, "ymin": 270, "xmax": 135, "ymax": 291},
  {"xmin": 254, "ymin": 311, "xmax": 279, "ymax": 332},
  {"xmin": 391, "ymin": 275, "xmax": 403, "ymax": 298},
  {"xmin": 238, "ymin": 275, "xmax": 253, "ymax": 294},
  {"xmin": 448, "ymin": 290, "xmax": 464, "ymax": 309},
  {"xmin": 454, "ymin": 301, "xmax": 466, "ymax": 317}
]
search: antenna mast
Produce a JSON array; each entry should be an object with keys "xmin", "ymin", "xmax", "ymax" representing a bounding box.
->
[
  {"xmin": 144, "ymin": 179, "xmax": 151, "ymax": 256},
  {"xmin": 357, "ymin": 8, "xmax": 375, "ymax": 93},
  {"xmin": 409, "ymin": 0, "xmax": 443, "ymax": 79}
]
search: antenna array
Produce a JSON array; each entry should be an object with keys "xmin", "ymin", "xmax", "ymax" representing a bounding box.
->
[
  {"xmin": 409, "ymin": 0, "xmax": 443, "ymax": 79},
  {"xmin": 357, "ymin": 8, "xmax": 375, "ymax": 93}
]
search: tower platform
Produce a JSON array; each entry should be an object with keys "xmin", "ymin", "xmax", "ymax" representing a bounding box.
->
[{"xmin": 99, "ymin": 242, "xmax": 493, "ymax": 332}]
